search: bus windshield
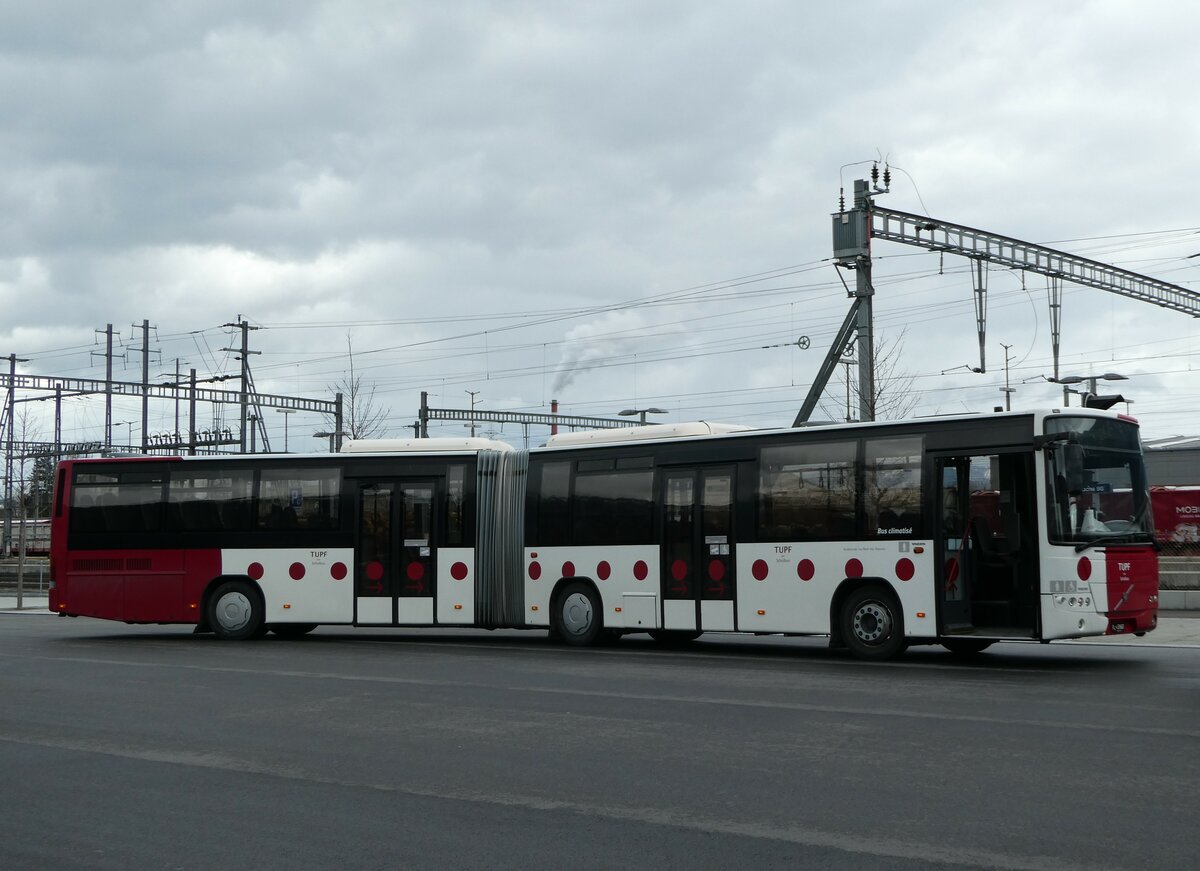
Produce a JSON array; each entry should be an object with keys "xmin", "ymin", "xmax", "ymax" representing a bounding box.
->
[{"xmin": 1044, "ymin": 416, "xmax": 1152, "ymax": 547}]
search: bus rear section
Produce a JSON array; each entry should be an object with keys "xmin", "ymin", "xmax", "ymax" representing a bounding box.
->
[{"xmin": 49, "ymin": 441, "xmax": 524, "ymax": 639}]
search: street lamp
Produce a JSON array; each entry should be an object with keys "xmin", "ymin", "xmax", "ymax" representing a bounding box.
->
[
  {"xmin": 277, "ymin": 408, "xmax": 295, "ymax": 452},
  {"xmin": 112, "ymin": 421, "xmax": 135, "ymax": 449},
  {"xmin": 313, "ymin": 430, "xmax": 347, "ymax": 453},
  {"xmin": 1046, "ymin": 373, "xmax": 1129, "ymax": 409},
  {"xmin": 619, "ymin": 407, "xmax": 667, "ymax": 424}
]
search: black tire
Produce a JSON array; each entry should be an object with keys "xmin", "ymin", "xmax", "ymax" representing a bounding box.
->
[
  {"xmin": 941, "ymin": 638, "xmax": 994, "ymax": 656},
  {"xmin": 840, "ymin": 584, "xmax": 907, "ymax": 661},
  {"xmin": 270, "ymin": 623, "xmax": 318, "ymax": 638},
  {"xmin": 648, "ymin": 629, "xmax": 702, "ymax": 645},
  {"xmin": 552, "ymin": 581, "xmax": 604, "ymax": 646},
  {"xmin": 206, "ymin": 580, "xmax": 265, "ymax": 641}
]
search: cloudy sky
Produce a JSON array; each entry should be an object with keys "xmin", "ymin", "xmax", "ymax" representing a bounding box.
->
[{"xmin": 2, "ymin": 0, "xmax": 1198, "ymax": 451}]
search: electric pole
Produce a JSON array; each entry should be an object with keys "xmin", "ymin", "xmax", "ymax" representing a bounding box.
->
[
  {"xmin": 128, "ymin": 319, "xmax": 158, "ymax": 453},
  {"xmin": 222, "ymin": 317, "xmax": 261, "ymax": 453}
]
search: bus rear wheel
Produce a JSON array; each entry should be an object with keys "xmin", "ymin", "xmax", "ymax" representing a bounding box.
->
[
  {"xmin": 207, "ymin": 580, "xmax": 265, "ymax": 641},
  {"xmin": 840, "ymin": 585, "xmax": 907, "ymax": 661},
  {"xmin": 553, "ymin": 582, "xmax": 603, "ymax": 646}
]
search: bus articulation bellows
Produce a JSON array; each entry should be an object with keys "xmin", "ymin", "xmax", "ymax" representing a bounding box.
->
[{"xmin": 48, "ymin": 409, "xmax": 1159, "ymax": 660}]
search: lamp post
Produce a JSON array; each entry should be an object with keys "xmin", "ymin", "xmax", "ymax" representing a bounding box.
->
[
  {"xmin": 313, "ymin": 430, "xmax": 346, "ymax": 453},
  {"xmin": 619, "ymin": 407, "xmax": 667, "ymax": 424},
  {"xmin": 113, "ymin": 421, "xmax": 135, "ymax": 450},
  {"xmin": 1046, "ymin": 373, "xmax": 1129, "ymax": 409},
  {"xmin": 277, "ymin": 408, "xmax": 295, "ymax": 452}
]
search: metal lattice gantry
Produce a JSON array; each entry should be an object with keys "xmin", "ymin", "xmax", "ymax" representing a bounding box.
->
[
  {"xmin": 795, "ymin": 176, "xmax": 1200, "ymax": 426},
  {"xmin": 871, "ymin": 205, "xmax": 1200, "ymax": 317}
]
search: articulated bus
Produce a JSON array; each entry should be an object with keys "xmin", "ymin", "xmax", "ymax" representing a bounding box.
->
[{"xmin": 48, "ymin": 408, "xmax": 1159, "ymax": 660}]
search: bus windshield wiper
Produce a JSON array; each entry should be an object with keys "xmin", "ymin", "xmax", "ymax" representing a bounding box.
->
[{"xmin": 1074, "ymin": 532, "xmax": 1146, "ymax": 553}]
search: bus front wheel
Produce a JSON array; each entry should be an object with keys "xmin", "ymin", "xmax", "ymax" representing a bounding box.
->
[
  {"xmin": 553, "ymin": 582, "xmax": 603, "ymax": 646},
  {"xmin": 840, "ymin": 585, "xmax": 907, "ymax": 661},
  {"xmin": 207, "ymin": 581, "xmax": 265, "ymax": 641}
]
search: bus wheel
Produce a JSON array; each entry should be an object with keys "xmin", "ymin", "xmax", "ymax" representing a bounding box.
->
[
  {"xmin": 207, "ymin": 581, "xmax": 265, "ymax": 641},
  {"xmin": 649, "ymin": 630, "xmax": 701, "ymax": 645},
  {"xmin": 553, "ymin": 582, "xmax": 603, "ymax": 646},
  {"xmin": 270, "ymin": 624, "xmax": 317, "ymax": 638},
  {"xmin": 841, "ymin": 585, "xmax": 907, "ymax": 661},
  {"xmin": 941, "ymin": 638, "xmax": 993, "ymax": 656}
]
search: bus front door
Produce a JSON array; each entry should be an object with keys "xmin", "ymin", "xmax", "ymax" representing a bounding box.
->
[
  {"xmin": 661, "ymin": 467, "xmax": 736, "ymax": 634},
  {"xmin": 935, "ymin": 454, "xmax": 1038, "ymax": 638},
  {"xmin": 354, "ymin": 479, "xmax": 437, "ymax": 626}
]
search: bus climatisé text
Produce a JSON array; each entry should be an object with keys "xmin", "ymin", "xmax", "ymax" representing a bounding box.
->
[{"xmin": 47, "ymin": 408, "xmax": 1159, "ymax": 660}]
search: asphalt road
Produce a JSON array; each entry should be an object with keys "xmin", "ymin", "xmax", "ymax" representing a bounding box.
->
[{"xmin": 2, "ymin": 616, "xmax": 1198, "ymax": 871}]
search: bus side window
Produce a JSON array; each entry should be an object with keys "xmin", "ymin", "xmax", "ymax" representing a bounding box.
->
[
  {"xmin": 257, "ymin": 469, "xmax": 340, "ymax": 531},
  {"xmin": 863, "ymin": 436, "xmax": 923, "ymax": 538},
  {"xmin": 758, "ymin": 440, "xmax": 857, "ymax": 541}
]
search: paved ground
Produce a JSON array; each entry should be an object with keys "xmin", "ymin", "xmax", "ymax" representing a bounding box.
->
[
  {"xmin": 4, "ymin": 609, "xmax": 1198, "ymax": 870},
  {"xmin": 5, "ymin": 593, "xmax": 1198, "ymax": 646}
]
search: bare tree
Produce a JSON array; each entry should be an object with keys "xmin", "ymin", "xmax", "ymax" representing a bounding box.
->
[
  {"xmin": 818, "ymin": 329, "xmax": 919, "ymax": 423},
  {"xmin": 328, "ymin": 333, "xmax": 389, "ymax": 439}
]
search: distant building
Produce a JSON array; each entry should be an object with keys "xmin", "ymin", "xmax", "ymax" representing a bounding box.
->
[{"xmin": 1144, "ymin": 436, "xmax": 1200, "ymax": 486}]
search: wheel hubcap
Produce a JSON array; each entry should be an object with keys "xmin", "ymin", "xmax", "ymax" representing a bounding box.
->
[
  {"xmin": 215, "ymin": 592, "xmax": 252, "ymax": 633},
  {"xmin": 561, "ymin": 592, "xmax": 593, "ymax": 636},
  {"xmin": 852, "ymin": 601, "xmax": 891, "ymax": 645}
]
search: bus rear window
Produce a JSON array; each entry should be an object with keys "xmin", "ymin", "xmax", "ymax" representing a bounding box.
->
[{"xmin": 257, "ymin": 469, "xmax": 340, "ymax": 531}]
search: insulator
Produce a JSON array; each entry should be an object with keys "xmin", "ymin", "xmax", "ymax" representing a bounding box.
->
[
  {"xmin": 839, "ymin": 188, "xmax": 845, "ymax": 211},
  {"xmin": 883, "ymin": 165, "xmax": 891, "ymax": 188},
  {"xmin": 871, "ymin": 162, "xmax": 879, "ymax": 184}
]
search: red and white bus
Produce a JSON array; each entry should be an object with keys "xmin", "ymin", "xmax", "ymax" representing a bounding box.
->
[{"xmin": 49, "ymin": 409, "xmax": 1158, "ymax": 659}]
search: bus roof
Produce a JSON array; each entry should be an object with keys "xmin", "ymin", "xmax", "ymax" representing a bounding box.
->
[
  {"xmin": 544, "ymin": 421, "xmax": 752, "ymax": 447},
  {"xmin": 340, "ymin": 437, "xmax": 514, "ymax": 454}
]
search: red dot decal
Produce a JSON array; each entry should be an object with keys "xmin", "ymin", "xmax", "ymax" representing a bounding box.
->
[
  {"xmin": 366, "ymin": 561, "xmax": 385, "ymax": 582},
  {"xmin": 528, "ymin": 560, "xmax": 542, "ymax": 580},
  {"xmin": 708, "ymin": 560, "xmax": 726, "ymax": 582},
  {"xmin": 633, "ymin": 560, "xmax": 648, "ymax": 581},
  {"xmin": 289, "ymin": 562, "xmax": 305, "ymax": 581},
  {"xmin": 752, "ymin": 559, "xmax": 768, "ymax": 581},
  {"xmin": 896, "ymin": 558, "xmax": 915, "ymax": 582},
  {"xmin": 596, "ymin": 560, "xmax": 611, "ymax": 581},
  {"xmin": 247, "ymin": 562, "xmax": 264, "ymax": 581},
  {"xmin": 407, "ymin": 562, "xmax": 425, "ymax": 581},
  {"xmin": 561, "ymin": 561, "xmax": 576, "ymax": 578},
  {"xmin": 797, "ymin": 559, "xmax": 815, "ymax": 582},
  {"xmin": 451, "ymin": 561, "xmax": 469, "ymax": 580},
  {"xmin": 671, "ymin": 559, "xmax": 688, "ymax": 581},
  {"xmin": 1077, "ymin": 557, "xmax": 1092, "ymax": 581},
  {"xmin": 845, "ymin": 559, "xmax": 864, "ymax": 578},
  {"xmin": 330, "ymin": 562, "xmax": 348, "ymax": 580}
]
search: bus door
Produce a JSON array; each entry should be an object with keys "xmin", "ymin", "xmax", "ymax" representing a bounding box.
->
[
  {"xmin": 661, "ymin": 466, "xmax": 736, "ymax": 633},
  {"xmin": 353, "ymin": 479, "xmax": 437, "ymax": 626},
  {"xmin": 936, "ymin": 458, "xmax": 973, "ymax": 632},
  {"xmin": 935, "ymin": 454, "xmax": 1038, "ymax": 638}
]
